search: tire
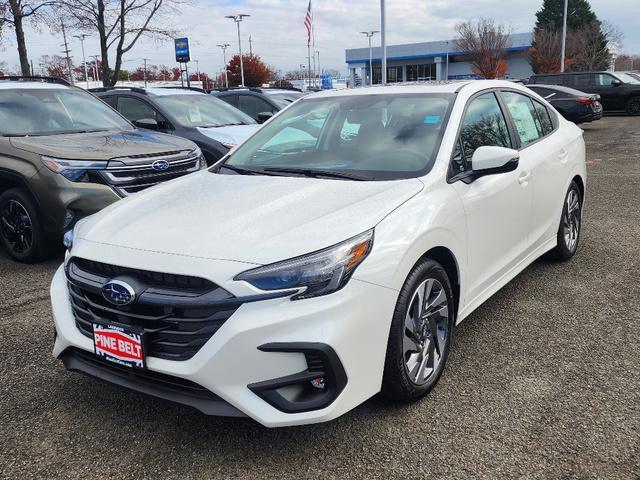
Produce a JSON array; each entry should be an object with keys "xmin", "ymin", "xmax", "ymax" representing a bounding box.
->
[
  {"xmin": 0, "ymin": 188, "xmax": 49, "ymax": 263},
  {"xmin": 626, "ymin": 97, "xmax": 640, "ymax": 116},
  {"xmin": 381, "ymin": 258, "xmax": 455, "ymax": 402},
  {"xmin": 550, "ymin": 181, "xmax": 582, "ymax": 262}
]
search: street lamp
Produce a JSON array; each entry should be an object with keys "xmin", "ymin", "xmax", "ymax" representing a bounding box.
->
[
  {"xmin": 225, "ymin": 14, "xmax": 250, "ymax": 87},
  {"xmin": 217, "ymin": 43, "xmax": 230, "ymax": 88},
  {"xmin": 560, "ymin": 0, "xmax": 568, "ymax": 72},
  {"xmin": 360, "ymin": 30, "xmax": 379, "ymax": 86},
  {"xmin": 73, "ymin": 34, "xmax": 89, "ymax": 88},
  {"xmin": 380, "ymin": 0, "xmax": 387, "ymax": 85}
]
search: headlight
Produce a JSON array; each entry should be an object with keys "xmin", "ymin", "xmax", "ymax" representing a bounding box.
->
[
  {"xmin": 41, "ymin": 156, "xmax": 107, "ymax": 182},
  {"xmin": 62, "ymin": 228, "xmax": 74, "ymax": 249},
  {"xmin": 235, "ymin": 229, "xmax": 373, "ymax": 300},
  {"xmin": 191, "ymin": 146, "xmax": 207, "ymax": 168}
]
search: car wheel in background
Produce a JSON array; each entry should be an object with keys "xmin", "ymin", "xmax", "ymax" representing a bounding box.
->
[
  {"xmin": 626, "ymin": 97, "xmax": 640, "ymax": 116},
  {"xmin": 551, "ymin": 181, "xmax": 582, "ymax": 261},
  {"xmin": 0, "ymin": 188, "xmax": 49, "ymax": 263},
  {"xmin": 381, "ymin": 258, "xmax": 455, "ymax": 402}
]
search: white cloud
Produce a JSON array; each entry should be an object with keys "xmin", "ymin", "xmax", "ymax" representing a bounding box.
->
[{"xmin": 1, "ymin": 0, "xmax": 638, "ymax": 76}]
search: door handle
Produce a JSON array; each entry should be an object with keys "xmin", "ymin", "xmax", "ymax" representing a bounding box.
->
[{"xmin": 518, "ymin": 171, "xmax": 531, "ymax": 185}]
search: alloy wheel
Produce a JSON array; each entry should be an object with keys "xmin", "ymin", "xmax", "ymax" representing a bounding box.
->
[
  {"xmin": 403, "ymin": 278, "xmax": 450, "ymax": 385},
  {"xmin": 0, "ymin": 199, "xmax": 34, "ymax": 255},
  {"xmin": 563, "ymin": 188, "xmax": 581, "ymax": 253},
  {"xmin": 628, "ymin": 98, "xmax": 640, "ymax": 116}
]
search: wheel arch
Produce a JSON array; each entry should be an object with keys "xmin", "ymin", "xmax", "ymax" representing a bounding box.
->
[
  {"xmin": 572, "ymin": 174, "xmax": 585, "ymax": 201},
  {"xmin": 419, "ymin": 246, "xmax": 461, "ymax": 320}
]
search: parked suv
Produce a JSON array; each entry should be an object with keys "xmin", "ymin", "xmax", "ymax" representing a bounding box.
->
[
  {"xmin": 92, "ymin": 86, "xmax": 259, "ymax": 164},
  {"xmin": 0, "ymin": 77, "xmax": 205, "ymax": 262},
  {"xmin": 211, "ymin": 88, "xmax": 305, "ymax": 122},
  {"xmin": 528, "ymin": 71, "xmax": 640, "ymax": 115}
]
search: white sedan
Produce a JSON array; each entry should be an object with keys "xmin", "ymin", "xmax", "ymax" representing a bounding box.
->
[{"xmin": 51, "ymin": 80, "xmax": 586, "ymax": 427}]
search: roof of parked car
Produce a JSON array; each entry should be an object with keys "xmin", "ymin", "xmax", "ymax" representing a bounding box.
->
[
  {"xmin": 90, "ymin": 86, "xmax": 207, "ymax": 96},
  {"xmin": 527, "ymin": 84, "xmax": 595, "ymax": 96},
  {"xmin": 0, "ymin": 76, "xmax": 71, "ymax": 89}
]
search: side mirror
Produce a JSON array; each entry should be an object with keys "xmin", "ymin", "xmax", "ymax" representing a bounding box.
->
[
  {"xmin": 471, "ymin": 146, "xmax": 520, "ymax": 176},
  {"xmin": 133, "ymin": 118, "xmax": 159, "ymax": 130},
  {"xmin": 611, "ymin": 79, "xmax": 622, "ymax": 87},
  {"xmin": 257, "ymin": 111, "xmax": 274, "ymax": 123}
]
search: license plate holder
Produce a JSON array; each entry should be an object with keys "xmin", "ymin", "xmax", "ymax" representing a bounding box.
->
[{"xmin": 93, "ymin": 322, "xmax": 145, "ymax": 369}]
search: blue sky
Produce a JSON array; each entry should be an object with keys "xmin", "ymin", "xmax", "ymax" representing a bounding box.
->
[{"xmin": 1, "ymin": 0, "xmax": 638, "ymax": 76}]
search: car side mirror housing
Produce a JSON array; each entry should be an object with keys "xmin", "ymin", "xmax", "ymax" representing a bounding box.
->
[
  {"xmin": 257, "ymin": 112, "xmax": 274, "ymax": 123},
  {"xmin": 471, "ymin": 146, "xmax": 520, "ymax": 176},
  {"xmin": 133, "ymin": 118, "xmax": 159, "ymax": 130},
  {"xmin": 611, "ymin": 79, "xmax": 622, "ymax": 87}
]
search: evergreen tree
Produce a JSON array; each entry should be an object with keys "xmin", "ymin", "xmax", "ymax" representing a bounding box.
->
[{"xmin": 530, "ymin": 0, "xmax": 610, "ymax": 73}]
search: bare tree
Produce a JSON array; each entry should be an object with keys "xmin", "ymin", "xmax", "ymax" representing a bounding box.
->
[
  {"xmin": 569, "ymin": 21, "xmax": 619, "ymax": 71},
  {"xmin": 454, "ymin": 19, "xmax": 512, "ymax": 79},
  {"xmin": 0, "ymin": 0, "xmax": 57, "ymax": 75},
  {"xmin": 529, "ymin": 28, "xmax": 563, "ymax": 73},
  {"xmin": 60, "ymin": 0, "xmax": 181, "ymax": 86}
]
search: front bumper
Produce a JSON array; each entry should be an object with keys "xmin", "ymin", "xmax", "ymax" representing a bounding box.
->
[{"xmin": 51, "ymin": 259, "xmax": 397, "ymax": 427}]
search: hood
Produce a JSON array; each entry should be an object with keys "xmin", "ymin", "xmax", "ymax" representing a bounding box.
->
[
  {"xmin": 9, "ymin": 130, "xmax": 196, "ymax": 160},
  {"xmin": 76, "ymin": 171, "xmax": 424, "ymax": 265},
  {"xmin": 196, "ymin": 124, "xmax": 260, "ymax": 147}
]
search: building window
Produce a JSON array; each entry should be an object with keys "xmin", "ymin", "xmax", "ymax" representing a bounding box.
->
[
  {"xmin": 406, "ymin": 64, "xmax": 436, "ymax": 82},
  {"xmin": 372, "ymin": 65, "xmax": 403, "ymax": 84}
]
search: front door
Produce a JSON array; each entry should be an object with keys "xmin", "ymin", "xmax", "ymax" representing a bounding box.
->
[{"xmin": 450, "ymin": 91, "xmax": 533, "ymax": 305}]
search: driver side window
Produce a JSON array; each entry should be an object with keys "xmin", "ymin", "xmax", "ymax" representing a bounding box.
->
[{"xmin": 451, "ymin": 92, "xmax": 512, "ymax": 175}]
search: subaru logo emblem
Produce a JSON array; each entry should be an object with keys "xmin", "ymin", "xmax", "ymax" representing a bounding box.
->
[
  {"xmin": 102, "ymin": 280, "xmax": 136, "ymax": 306},
  {"xmin": 152, "ymin": 160, "xmax": 170, "ymax": 172}
]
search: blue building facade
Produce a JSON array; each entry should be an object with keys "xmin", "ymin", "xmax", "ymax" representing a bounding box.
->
[{"xmin": 345, "ymin": 32, "xmax": 533, "ymax": 86}]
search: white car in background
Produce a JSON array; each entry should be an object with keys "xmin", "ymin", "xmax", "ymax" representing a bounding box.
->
[{"xmin": 51, "ymin": 80, "xmax": 586, "ymax": 427}]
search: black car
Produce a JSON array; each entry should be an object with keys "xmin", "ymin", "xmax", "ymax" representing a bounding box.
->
[
  {"xmin": 527, "ymin": 84, "xmax": 603, "ymax": 124},
  {"xmin": 528, "ymin": 71, "xmax": 640, "ymax": 115},
  {"xmin": 91, "ymin": 86, "xmax": 259, "ymax": 165},
  {"xmin": 211, "ymin": 88, "xmax": 305, "ymax": 122}
]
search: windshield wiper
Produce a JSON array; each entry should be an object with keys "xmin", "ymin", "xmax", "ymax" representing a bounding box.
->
[
  {"xmin": 262, "ymin": 167, "xmax": 371, "ymax": 181},
  {"xmin": 218, "ymin": 164, "xmax": 282, "ymax": 176}
]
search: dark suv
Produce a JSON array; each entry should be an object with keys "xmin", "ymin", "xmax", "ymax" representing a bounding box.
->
[
  {"xmin": 92, "ymin": 86, "xmax": 258, "ymax": 165},
  {"xmin": 211, "ymin": 88, "xmax": 305, "ymax": 122},
  {"xmin": 0, "ymin": 77, "xmax": 204, "ymax": 262},
  {"xmin": 528, "ymin": 71, "xmax": 640, "ymax": 115}
]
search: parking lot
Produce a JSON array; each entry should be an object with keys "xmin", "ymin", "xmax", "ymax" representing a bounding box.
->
[{"xmin": 0, "ymin": 115, "xmax": 638, "ymax": 479}]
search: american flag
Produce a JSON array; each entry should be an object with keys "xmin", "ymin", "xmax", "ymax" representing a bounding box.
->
[{"xmin": 304, "ymin": 1, "xmax": 313, "ymax": 47}]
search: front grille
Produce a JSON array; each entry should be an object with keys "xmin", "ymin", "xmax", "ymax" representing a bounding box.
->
[
  {"xmin": 66, "ymin": 258, "xmax": 242, "ymax": 361},
  {"xmin": 99, "ymin": 150, "xmax": 202, "ymax": 197}
]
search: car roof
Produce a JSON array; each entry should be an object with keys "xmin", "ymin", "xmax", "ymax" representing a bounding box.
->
[
  {"xmin": 306, "ymin": 80, "xmax": 536, "ymax": 99},
  {"xmin": 91, "ymin": 87, "xmax": 206, "ymax": 96},
  {"xmin": 0, "ymin": 81, "xmax": 70, "ymax": 90}
]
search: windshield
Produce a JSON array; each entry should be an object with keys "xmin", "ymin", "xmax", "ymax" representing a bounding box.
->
[
  {"xmin": 267, "ymin": 91, "xmax": 305, "ymax": 108},
  {"xmin": 0, "ymin": 88, "xmax": 132, "ymax": 136},
  {"xmin": 222, "ymin": 93, "xmax": 453, "ymax": 180},
  {"xmin": 155, "ymin": 94, "xmax": 256, "ymax": 127},
  {"xmin": 616, "ymin": 72, "xmax": 640, "ymax": 84}
]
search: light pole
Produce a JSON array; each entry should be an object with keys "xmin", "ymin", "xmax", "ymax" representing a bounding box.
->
[
  {"xmin": 360, "ymin": 30, "xmax": 379, "ymax": 85},
  {"xmin": 560, "ymin": 0, "xmax": 568, "ymax": 72},
  {"xmin": 225, "ymin": 14, "xmax": 250, "ymax": 86},
  {"xmin": 217, "ymin": 43, "xmax": 230, "ymax": 88},
  {"xmin": 74, "ymin": 34, "xmax": 89, "ymax": 88},
  {"xmin": 380, "ymin": 0, "xmax": 387, "ymax": 85},
  {"xmin": 90, "ymin": 55, "xmax": 100, "ymax": 84},
  {"xmin": 315, "ymin": 50, "xmax": 320, "ymax": 87}
]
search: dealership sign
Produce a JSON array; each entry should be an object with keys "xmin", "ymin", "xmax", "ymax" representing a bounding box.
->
[{"xmin": 175, "ymin": 37, "xmax": 190, "ymax": 63}]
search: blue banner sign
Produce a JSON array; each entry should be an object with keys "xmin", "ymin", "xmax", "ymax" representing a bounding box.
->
[{"xmin": 175, "ymin": 37, "xmax": 190, "ymax": 63}]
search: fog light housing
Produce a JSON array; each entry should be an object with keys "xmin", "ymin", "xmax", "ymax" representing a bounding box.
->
[{"xmin": 248, "ymin": 343, "xmax": 347, "ymax": 413}]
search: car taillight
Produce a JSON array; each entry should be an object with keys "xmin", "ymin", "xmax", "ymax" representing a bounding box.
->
[{"xmin": 576, "ymin": 97, "xmax": 593, "ymax": 104}]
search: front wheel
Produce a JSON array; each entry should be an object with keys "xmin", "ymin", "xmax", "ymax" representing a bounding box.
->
[
  {"xmin": 550, "ymin": 181, "xmax": 582, "ymax": 261},
  {"xmin": 0, "ymin": 188, "xmax": 49, "ymax": 263},
  {"xmin": 381, "ymin": 259, "xmax": 455, "ymax": 402}
]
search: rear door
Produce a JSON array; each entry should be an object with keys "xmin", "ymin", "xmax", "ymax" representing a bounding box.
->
[{"xmin": 499, "ymin": 89, "xmax": 567, "ymax": 248}]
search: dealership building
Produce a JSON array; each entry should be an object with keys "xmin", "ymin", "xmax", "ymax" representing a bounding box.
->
[{"xmin": 345, "ymin": 32, "xmax": 533, "ymax": 85}]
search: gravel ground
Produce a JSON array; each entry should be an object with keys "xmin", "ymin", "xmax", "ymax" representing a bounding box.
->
[{"xmin": 0, "ymin": 116, "xmax": 638, "ymax": 479}]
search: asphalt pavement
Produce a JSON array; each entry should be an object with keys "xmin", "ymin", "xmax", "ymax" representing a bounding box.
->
[{"xmin": 0, "ymin": 115, "xmax": 638, "ymax": 479}]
